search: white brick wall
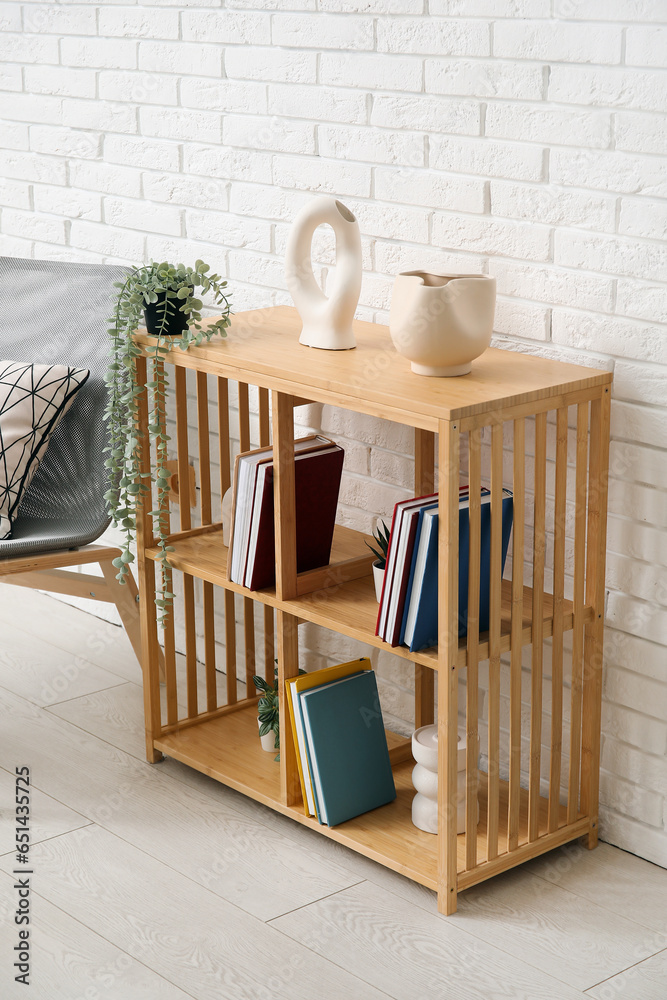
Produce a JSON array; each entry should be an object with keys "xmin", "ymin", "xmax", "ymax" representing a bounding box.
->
[{"xmin": 1, "ymin": 1, "xmax": 666, "ymax": 867}]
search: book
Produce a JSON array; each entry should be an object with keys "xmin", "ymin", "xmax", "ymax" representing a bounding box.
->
[
  {"xmin": 403, "ymin": 489, "xmax": 514, "ymax": 653},
  {"xmin": 229, "ymin": 435, "xmax": 323, "ymax": 584},
  {"xmin": 299, "ymin": 670, "xmax": 396, "ymax": 827},
  {"xmin": 397, "ymin": 487, "xmax": 486, "ymax": 646},
  {"xmin": 377, "ymin": 487, "xmax": 469, "ymax": 647},
  {"xmin": 285, "ymin": 657, "xmax": 369, "ymax": 818},
  {"xmin": 375, "ymin": 493, "xmax": 437, "ymax": 643},
  {"xmin": 228, "ymin": 435, "xmax": 344, "ymax": 590}
]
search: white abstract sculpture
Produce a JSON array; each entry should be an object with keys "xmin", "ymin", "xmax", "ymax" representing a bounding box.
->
[
  {"xmin": 411, "ymin": 724, "xmax": 479, "ymax": 835},
  {"xmin": 390, "ymin": 272, "xmax": 496, "ymax": 376},
  {"xmin": 285, "ymin": 196, "xmax": 362, "ymax": 351}
]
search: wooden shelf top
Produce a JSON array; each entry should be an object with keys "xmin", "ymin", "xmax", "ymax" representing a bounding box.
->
[
  {"xmin": 137, "ymin": 305, "xmax": 611, "ymax": 429},
  {"xmin": 154, "ymin": 702, "xmax": 585, "ymax": 893},
  {"xmin": 147, "ymin": 524, "xmax": 591, "ymax": 669}
]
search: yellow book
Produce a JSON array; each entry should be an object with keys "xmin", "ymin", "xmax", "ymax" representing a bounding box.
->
[{"xmin": 286, "ymin": 657, "xmax": 371, "ymax": 817}]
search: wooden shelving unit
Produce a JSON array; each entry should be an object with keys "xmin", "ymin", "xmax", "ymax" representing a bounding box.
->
[{"xmin": 136, "ymin": 305, "xmax": 612, "ymax": 915}]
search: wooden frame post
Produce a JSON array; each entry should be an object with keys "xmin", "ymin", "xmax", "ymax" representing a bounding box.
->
[
  {"xmin": 136, "ymin": 354, "xmax": 163, "ymax": 764},
  {"xmin": 414, "ymin": 428, "xmax": 435, "ymax": 729},
  {"xmin": 581, "ymin": 388, "xmax": 611, "ymax": 847},
  {"xmin": 272, "ymin": 391, "xmax": 300, "ymax": 807},
  {"xmin": 437, "ymin": 419, "xmax": 460, "ymax": 915}
]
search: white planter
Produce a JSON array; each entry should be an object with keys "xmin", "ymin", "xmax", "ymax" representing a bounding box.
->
[
  {"xmin": 285, "ymin": 196, "xmax": 362, "ymax": 351},
  {"xmin": 372, "ymin": 561, "xmax": 385, "ymax": 602},
  {"xmin": 390, "ymin": 272, "xmax": 496, "ymax": 377},
  {"xmin": 258, "ymin": 717, "xmax": 276, "ymax": 752},
  {"xmin": 411, "ymin": 724, "xmax": 480, "ymax": 835}
]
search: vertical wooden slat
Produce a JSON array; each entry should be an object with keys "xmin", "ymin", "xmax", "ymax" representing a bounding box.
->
[
  {"xmin": 272, "ymin": 392, "xmax": 298, "ymax": 601},
  {"xmin": 135, "ymin": 354, "xmax": 162, "ymax": 762},
  {"xmin": 508, "ymin": 417, "xmax": 525, "ymax": 851},
  {"xmin": 175, "ymin": 366, "xmax": 197, "ymax": 717},
  {"xmin": 486, "ymin": 422, "xmax": 503, "ymax": 862},
  {"xmin": 217, "ymin": 377, "xmax": 231, "ymax": 496},
  {"xmin": 258, "ymin": 386, "xmax": 270, "ymax": 447},
  {"xmin": 415, "ymin": 427, "xmax": 436, "ymax": 495},
  {"xmin": 466, "ymin": 428, "xmax": 481, "ymax": 871},
  {"xmin": 437, "ymin": 418, "xmax": 460, "ymax": 915},
  {"xmin": 259, "ymin": 387, "xmax": 275, "ymax": 685},
  {"xmin": 175, "ymin": 368, "xmax": 192, "ymax": 532},
  {"xmin": 197, "ymin": 372, "xmax": 212, "ymax": 524},
  {"xmin": 197, "ymin": 372, "xmax": 217, "ymax": 713},
  {"xmin": 218, "ymin": 377, "xmax": 238, "ymax": 707},
  {"xmin": 549, "ymin": 406, "xmax": 568, "ymax": 831},
  {"xmin": 243, "ymin": 606, "xmax": 256, "ymax": 691},
  {"xmin": 581, "ymin": 388, "xmax": 611, "ymax": 848},
  {"xmin": 567, "ymin": 402, "xmax": 589, "ymax": 824},
  {"xmin": 415, "ymin": 428, "xmax": 436, "ymax": 728},
  {"xmin": 153, "ymin": 358, "xmax": 178, "ymax": 726},
  {"xmin": 238, "ymin": 381, "xmax": 251, "ymax": 452},
  {"xmin": 415, "ymin": 670, "xmax": 435, "ymax": 731},
  {"xmin": 273, "ymin": 392, "xmax": 300, "ymax": 806},
  {"xmin": 277, "ymin": 610, "xmax": 300, "ymax": 806},
  {"xmin": 163, "ymin": 571, "xmax": 178, "ymax": 725},
  {"xmin": 237, "ymin": 381, "xmax": 256, "ymax": 694},
  {"xmin": 528, "ymin": 411, "xmax": 547, "ymax": 841}
]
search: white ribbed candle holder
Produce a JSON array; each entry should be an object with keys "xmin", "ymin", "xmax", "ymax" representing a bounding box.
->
[{"xmin": 411, "ymin": 724, "xmax": 479, "ymax": 835}]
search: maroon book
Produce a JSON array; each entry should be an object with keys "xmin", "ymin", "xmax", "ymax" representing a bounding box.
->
[
  {"xmin": 245, "ymin": 445, "xmax": 344, "ymax": 591},
  {"xmin": 375, "ymin": 492, "xmax": 438, "ymax": 640}
]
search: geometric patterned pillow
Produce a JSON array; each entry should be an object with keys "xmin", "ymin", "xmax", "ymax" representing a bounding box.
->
[{"xmin": 0, "ymin": 360, "xmax": 89, "ymax": 539}]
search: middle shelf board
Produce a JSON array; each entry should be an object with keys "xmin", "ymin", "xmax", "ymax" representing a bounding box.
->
[
  {"xmin": 146, "ymin": 524, "xmax": 591, "ymax": 670},
  {"xmin": 153, "ymin": 702, "xmax": 588, "ymax": 894}
]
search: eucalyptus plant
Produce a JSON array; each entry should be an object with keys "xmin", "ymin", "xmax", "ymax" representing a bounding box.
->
[{"xmin": 104, "ymin": 260, "xmax": 232, "ymax": 625}]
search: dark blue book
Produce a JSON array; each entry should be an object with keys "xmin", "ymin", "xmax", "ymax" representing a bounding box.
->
[
  {"xmin": 403, "ymin": 490, "xmax": 513, "ymax": 653},
  {"xmin": 299, "ymin": 671, "xmax": 396, "ymax": 827},
  {"xmin": 398, "ymin": 500, "xmax": 443, "ymax": 647}
]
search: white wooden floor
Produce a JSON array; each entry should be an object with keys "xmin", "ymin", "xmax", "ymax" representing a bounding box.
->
[{"xmin": 1, "ymin": 585, "xmax": 666, "ymax": 1000}]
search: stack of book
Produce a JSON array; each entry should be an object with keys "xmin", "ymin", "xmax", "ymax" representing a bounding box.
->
[
  {"xmin": 228, "ymin": 434, "xmax": 344, "ymax": 591},
  {"xmin": 286, "ymin": 657, "xmax": 396, "ymax": 826},
  {"xmin": 376, "ymin": 487, "xmax": 514, "ymax": 652}
]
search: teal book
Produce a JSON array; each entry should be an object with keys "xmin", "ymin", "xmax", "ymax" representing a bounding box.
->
[{"xmin": 299, "ymin": 671, "xmax": 396, "ymax": 827}]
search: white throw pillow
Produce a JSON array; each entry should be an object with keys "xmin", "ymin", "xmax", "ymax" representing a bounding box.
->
[{"xmin": 0, "ymin": 360, "xmax": 90, "ymax": 539}]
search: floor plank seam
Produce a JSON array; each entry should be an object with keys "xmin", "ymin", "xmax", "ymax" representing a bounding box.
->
[
  {"xmin": 583, "ymin": 947, "xmax": 667, "ymax": 993},
  {"xmin": 0, "ymin": 875, "xmax": 202, "ymax": 1000},
  {"xmin": 267, "ymin": 914, "xmax": 399, "ymax": 1000},
  {"xmin": 265, "ymin": 879, "xmax": 368, "ymax": 924},
  {"xmin": 42, "ymin": 679, "xmax": 128, "ymax": 709}
]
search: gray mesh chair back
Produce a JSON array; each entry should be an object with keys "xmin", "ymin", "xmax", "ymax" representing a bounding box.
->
[{"xmin": 0, "ymin": 257, "xmax": 130, "ymax": 559}]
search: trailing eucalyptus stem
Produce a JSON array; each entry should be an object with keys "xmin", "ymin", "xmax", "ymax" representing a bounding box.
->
[{"xmin": 104, "ymin": 260, "xmax": 232, "ymax": 626}]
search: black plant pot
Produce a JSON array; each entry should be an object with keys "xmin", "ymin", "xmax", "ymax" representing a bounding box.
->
[{"xmin": 144, "ymin": 290, "xmax": 190, "ymax": 339}]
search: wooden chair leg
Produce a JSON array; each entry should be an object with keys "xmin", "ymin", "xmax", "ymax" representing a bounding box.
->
[{"xmin": 100, "ymin": 561, "xmax": 165, "ymax": 683}]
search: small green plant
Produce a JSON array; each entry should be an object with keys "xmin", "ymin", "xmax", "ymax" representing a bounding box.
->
[
  {"xmin": 253, "ymin": 673, "xmax": 281, "ymax": 761},
  {"xmin": 105, "ymin": 260, "xmax": 232, "ymax": 625},
  {"xmin": 366, "ymin": 519, "xmax": 391, "ymax": 570},
  {"xmin": 253, "ymin": 665, "xmax": 306, "ymax": 762}
]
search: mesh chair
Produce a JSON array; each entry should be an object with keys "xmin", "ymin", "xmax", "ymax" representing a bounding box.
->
[{"xmin": 0, "ymin": 257, "xmax": 146, "ymax": 671}]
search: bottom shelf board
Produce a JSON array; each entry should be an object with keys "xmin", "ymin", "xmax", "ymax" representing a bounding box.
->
[{"xmin": 153, "ymin": 704, "xmax": 587, "ymax": 893}]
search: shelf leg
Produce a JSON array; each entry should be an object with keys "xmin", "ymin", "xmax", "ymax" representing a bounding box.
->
[
  {"xmin": 414, "ymin": 429, "xmax": 436, "ymax": 731},
  {"xmin": 277, "ymin": 610, "xmax": 301, "ymax": 807},
  {"xmin": 437, "ymin": 419, "xmax": 460, "ymax": 915},
  {"xmin": 135, "ymin": 355, "xmax": 163, "ymax": 764},
  {"xmin": 581, "ymin": 389, "xmax": 611, "ymax": 849},
  {"xmin": 272, "ymin": 392, "xmax": 300, "ymax": 806}
]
